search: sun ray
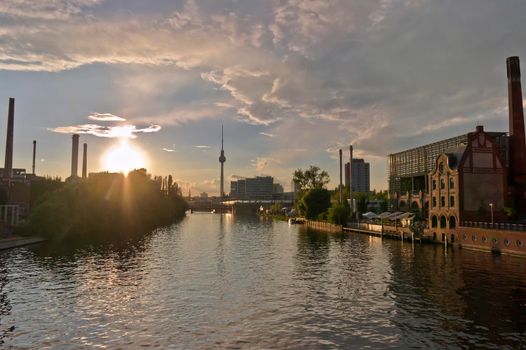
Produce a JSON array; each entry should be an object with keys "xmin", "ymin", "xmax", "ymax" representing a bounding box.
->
[{"xmin": 101, "ymin": 139, "xmax": 147, "ymax": 173}]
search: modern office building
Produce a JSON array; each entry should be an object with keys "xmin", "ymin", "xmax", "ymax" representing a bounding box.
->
[
  {"xmin": 344, "ymin": 159, "xmax": 370, "ymax": 193},
  {"xmin": 230, "ymin": 176, "xmax": 275, "ymax": 200},
  {"xmin": 388, "ymin": 133, "xmax": 508, "ymax": 200}
]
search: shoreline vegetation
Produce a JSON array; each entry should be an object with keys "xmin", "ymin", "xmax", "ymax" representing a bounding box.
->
[{"xmin": 17, "ymin": 169, "xmax": 188, "ymax": 243}]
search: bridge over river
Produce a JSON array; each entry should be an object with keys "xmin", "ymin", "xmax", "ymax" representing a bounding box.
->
[{"xmin": 188, "ymin": 199, "xmax": 293, "ymax": 215}]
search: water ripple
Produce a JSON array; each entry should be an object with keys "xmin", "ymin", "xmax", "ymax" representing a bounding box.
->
[{"xmin": 0, "ymin": 214, "xmax": 525, "ymax": 348}]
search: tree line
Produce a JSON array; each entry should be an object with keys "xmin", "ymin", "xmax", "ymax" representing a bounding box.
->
[
  {"xmin": 18, "ymin": 169, "xmax": 188, "ymax": 242},
  {"xmin": 292, "ymin": 165, "xmax": 387, "ymax": 225}
]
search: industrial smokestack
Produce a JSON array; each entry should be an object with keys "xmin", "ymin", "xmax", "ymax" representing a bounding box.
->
[
  {"xmin": 82, "ymin": 143, "xmax": 87, "ymax": 178},
  {"xmin": 507, "ymin": 56, "xmax": 526, "ymax": 183},
  {"xmin": 4, "ymin": 98, "xmax": 14, "ymax": 179},
  {"xmin": 339, "ymin": 149, "xmax": 343, "ymax": 204},
  {"xmin": 32, "ymin": 140, "xmax": 36, "ymax": 175},
  {"xmin": 349, "ymin": 145, "xmax": 353, "ymax": 215},
  {"xmin": 71, "ymin": 134, "xmax": 79, "ymax": 178}
]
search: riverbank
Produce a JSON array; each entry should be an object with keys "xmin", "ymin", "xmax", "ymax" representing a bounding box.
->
[{"xmin": 0, "ymin": 236, "xmax": 46, "ymax": 251}]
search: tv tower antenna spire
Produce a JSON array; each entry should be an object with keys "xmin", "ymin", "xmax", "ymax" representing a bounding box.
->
[{"xmin": 219, "ymin": 125, "xmax": 226, "ymax": 200}]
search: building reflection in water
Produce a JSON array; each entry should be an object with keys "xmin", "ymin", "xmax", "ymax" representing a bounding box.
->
[{"xmin": 387, "ymin": 241, "xmax": 526, "ymax": 347}]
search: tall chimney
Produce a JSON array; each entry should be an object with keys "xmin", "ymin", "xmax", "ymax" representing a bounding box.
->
[
  {"xmin": 71, "ymin": 134, "xmax": 79, "ymax": 177},
  {"xmin": 507, "ymin": 56, "xmax": 526, "ymax": 183},
  {"xmin": 349, "ymin": 145, "xmax": 353, "ymax": 215},
  {"xmin": 82, "ymin": 143, "xmax": 87, "ymax": 178},
  {"xmin": 339, "ymin": 149, "xmax": 343, "ymax": 204},
  {"xmin": 32, "ymin": 140, "xmax": 36, "ymax": 175},
  {"xmin": 4, "ymin": 98, "xmax": 14, "ymax": 179}
]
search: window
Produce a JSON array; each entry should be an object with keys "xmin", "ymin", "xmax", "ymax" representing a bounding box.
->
[
  {"xmin": 432, "ymin": 180, "xmax": 437, "ymax": 190},
  {"xmin": 450, "ymin": 196, "xmax": 455, "ymax": 207},
  {"xmin": 432, "ymin": 197, "xmax": 437, "ymax": 207},
  {"xmin": 441, "ymin": 196, "xmax": 445, "ymax": 207},
  {"xmin": 440, "ymin": 178, "xmax": 445, "ymax": 189},
  {"xmin": 449, "ymin": 177, "xmax": 454, "ymax": 189},
  {"xmin": 432, "ymin": 216, "xmax": 437, "ymax": 228},
  {"xmin": 449, "ymin": 216, "xmax": 456, "ymax": 229},
  {"xmin": 440, "ymin": 216, "xmax": 447, "ymax": 228}
]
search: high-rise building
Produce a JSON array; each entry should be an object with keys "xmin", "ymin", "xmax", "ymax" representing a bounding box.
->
[
  {"xmin": 345, "ymin": 159, "xmax": 370, "ymax": 193},
  {"xmin": 230, "ymin": 176, "xmax": 275, "ymax": 200}
]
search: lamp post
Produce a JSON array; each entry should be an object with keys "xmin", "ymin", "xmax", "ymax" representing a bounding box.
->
[{"xmin": 489, "ymin": 203, "xmax": 494, "ymax": 227}]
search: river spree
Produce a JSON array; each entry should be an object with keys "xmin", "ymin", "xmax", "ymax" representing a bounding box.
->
[{"xmin": 1, "ymin": 213, "xmax": 525, "ymax": 348}]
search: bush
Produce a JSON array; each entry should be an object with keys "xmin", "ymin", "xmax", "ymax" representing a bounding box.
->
[{"xmin": 328, "ymin": 203, "xmax": 349, "ymax": 225}]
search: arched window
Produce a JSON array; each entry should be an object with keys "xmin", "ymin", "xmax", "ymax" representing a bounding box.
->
[
  {"xmin": 440, "ymin": 216, "xmax": 447, "ymax": 228},
  {"xmin": 432, "ymin": 216, "xmax": 438, "ymax": 228},
  {"xmin": 440, "ymin": 178, "xmax": 445, "ymax": 189},
  {"xmin": 449, "ymin": 216, "xmax": 456, "ymax": 229},
  {"xmin": 449, "ymin": 177, "xmax": 454, "ymax": 189}
]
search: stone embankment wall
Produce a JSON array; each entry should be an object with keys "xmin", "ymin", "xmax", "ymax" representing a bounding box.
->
[{"xmin": 305, "ymin": 220, "xmax": 342, "ymax": 233}]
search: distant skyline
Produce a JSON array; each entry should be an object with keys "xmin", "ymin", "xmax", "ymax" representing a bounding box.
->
[{"xmin": 1, "ymin": 0, "xmax": 525, "ymax": 195}]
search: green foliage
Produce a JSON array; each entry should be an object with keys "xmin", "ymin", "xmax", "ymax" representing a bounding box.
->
[
  {"xmin": 328, "ymin": 203, "xmax": 349, "ymax": 225},
  {"xmin": 300, "ymin": 188, "xmax": 331, "ymax": 219},
  {"xmin": 293, "ymin": 165, "xmax": 330, "ymax": 191},
  {"xmin": 354, "ymin": 192, "xmax": 368, "ymax": 214},
  {"xmin": 269, "ymin": 202, "xmax": 283, "ymax": 215},
  {"xmin": 19, "ymin": 169, "xmax": 188, "ymax": 242},
  {"xmin": 30, "ymin": 176, "xmax": 64, "ymax": 207},
  {"xmin": 503, "ymin": 206, "xmax": 515, "ymax": 219}
]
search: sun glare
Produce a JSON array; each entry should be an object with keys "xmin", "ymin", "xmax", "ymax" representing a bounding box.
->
[{"xmin": 102, "ymin": 139, "xmax": 147, "ymax": 173}]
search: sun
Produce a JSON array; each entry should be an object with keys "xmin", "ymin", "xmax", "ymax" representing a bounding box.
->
[{"xmin": 102, "ymin": 139, "xmax": 147, "ymax": 173}]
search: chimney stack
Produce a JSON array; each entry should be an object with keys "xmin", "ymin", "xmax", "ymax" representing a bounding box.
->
[
  {"xmin": 4, "ymin": 98, "xmax": 14, "ymax": 179},
  {"xmin": 82, "ymin": 143, "xmax": 87, "ymax": 178},
  {"xmin": 71, "ymin": 134, "xmax": 79, "ymax": 178},
  {"xmin": 349, "ymin": 145, "xmax": 353, "ymax": 215},
  {"xmin": 32, "ymin": 140, "xmax": 36, "ymax": 175},
  {"xmin": 339, "ymin": 149, "xmax": 343, "ymax": 204},
  {"xmin": 507, "ymin": 56, "xmax": 526, "ymax": 183}
]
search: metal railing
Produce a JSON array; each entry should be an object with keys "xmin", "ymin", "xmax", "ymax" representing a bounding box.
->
[{"xmin": 461, "ymin": 221, "xmax": 526, "ymax": 232}]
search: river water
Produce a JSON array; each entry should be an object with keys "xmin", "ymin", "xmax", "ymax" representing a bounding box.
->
[{"xmin": 0, "ymin": 213, "xmax": 525, "ymax": 349}]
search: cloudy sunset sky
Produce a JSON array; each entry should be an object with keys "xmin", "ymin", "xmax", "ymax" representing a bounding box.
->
[{"xmin": 1, "ymin": 0, "xmax": 525, "ymax": 195}]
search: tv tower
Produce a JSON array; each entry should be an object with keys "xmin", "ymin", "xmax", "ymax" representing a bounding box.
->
[{"xmin": 218, "ymin": 125, "xmax": 226, "ymax": 199}]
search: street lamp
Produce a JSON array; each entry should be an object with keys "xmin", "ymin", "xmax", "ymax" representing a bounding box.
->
[{"xmin": 489, "ymin": 203, "xmax": 494, "ymax": 227}]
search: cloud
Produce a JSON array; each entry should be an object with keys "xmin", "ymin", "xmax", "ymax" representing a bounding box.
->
[
  {"xmin": 162, "ymin": 147, "xmax": 176, "ymax": 152},
  {"xmin": 259, "ymin": 132, "xmax": 276, "ymax": 138},
  {"xmin": 3, "ymin": 0, "xmax": 526, "ymax": 190},
  {"xmin": 49, "ymin": 123, "xmax": 161, "ymax": 138},
  {"xmin": 0, "ymin": 0, "xmax": 102, "ymax": 20},
  {"xmin": 251, "ymin": 157, "xmax": 282, "ymax": 172},
  {"xmin": 195, "ymin": 145, "xmax": 210, "ymax": 149},
  {"xmin": 88, "ymin": 113, "xmax": 126, "ymax": 122}
]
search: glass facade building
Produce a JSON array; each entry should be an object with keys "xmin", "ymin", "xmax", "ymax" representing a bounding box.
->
[{"xmin": 388, "ymin": 132, "xmax": 508, "ymax": 198}]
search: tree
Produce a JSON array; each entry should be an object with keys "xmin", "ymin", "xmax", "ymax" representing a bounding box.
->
[
  {"xmin": 300, "ymin": 188, "xmax": 331, "ymax": 219},
  {"xmin": 328, "ymin": 203, "xmax": 349, "ymax": 225},
  {"xmin": 354, "ymin": 192, "xmax": 369, "ymax": 214},
  {"xmin": 293, "ymin": 165, "xmax": 330, "ymax": 190},
  {"xmin": 19, "ymin": 169, "xmax": 188, "ymax": 242}
]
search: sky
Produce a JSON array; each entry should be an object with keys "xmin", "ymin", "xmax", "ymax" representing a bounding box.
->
[{"xmin": 1, "ymin": 0, "xmax": 525, "ymax": 195}]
